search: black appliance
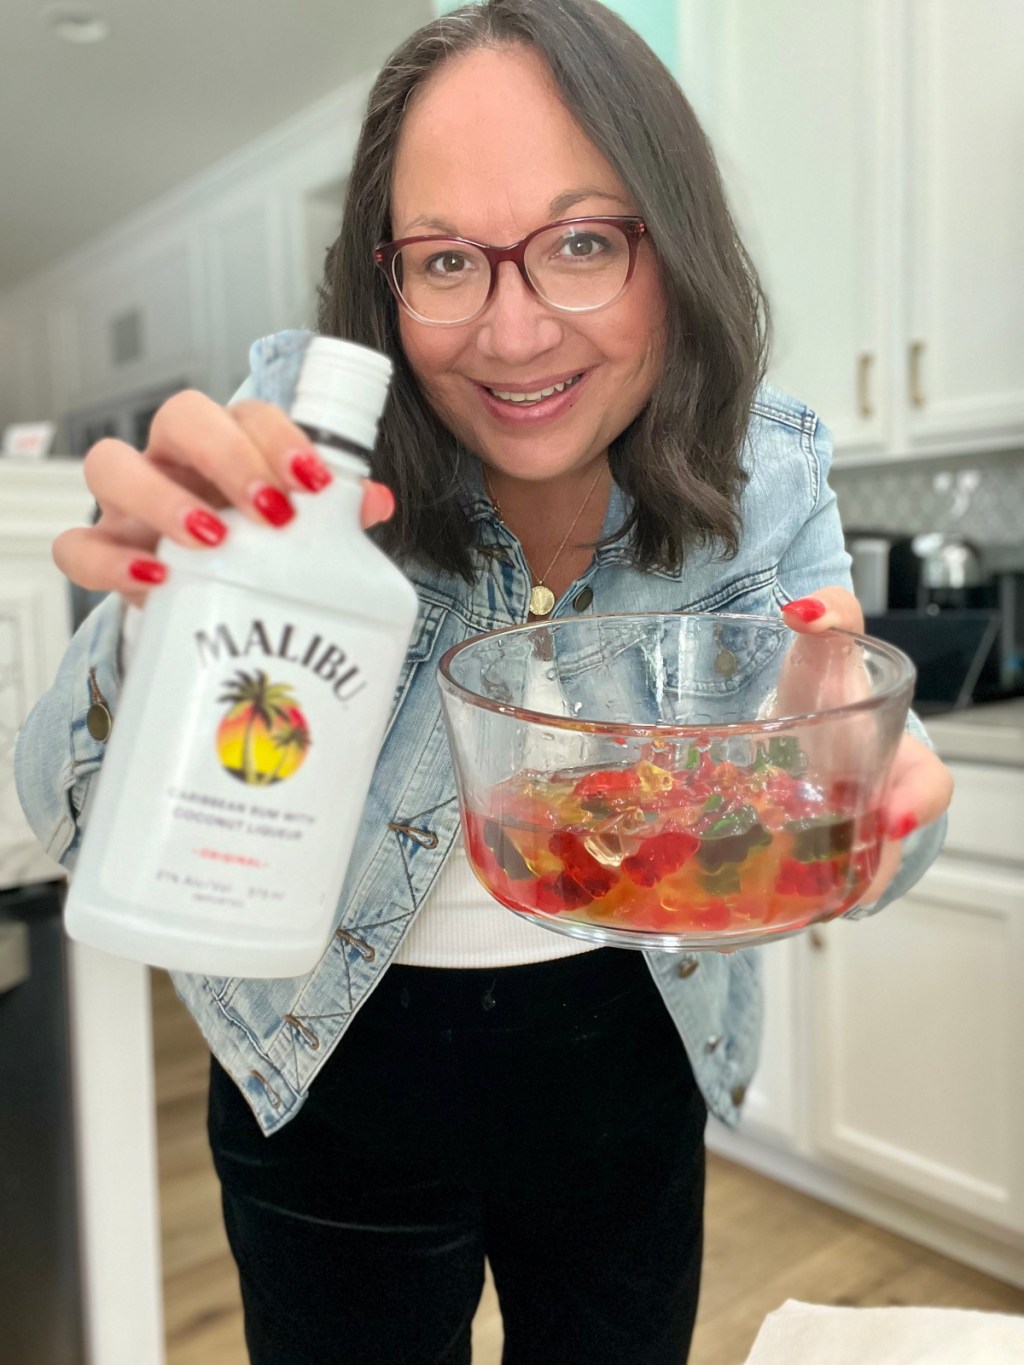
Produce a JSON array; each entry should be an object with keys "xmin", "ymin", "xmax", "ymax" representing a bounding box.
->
[
  {"xmin": 864, "ymin": 610, "xmax": 1003, "ymax": 714},
  {"xmin": 0, "ymin": 879, "xmax": 86, "ymax": 1363},
  {"xmin": 848, "ymin": 530, "xmax": 1024, "ymax": 705}
]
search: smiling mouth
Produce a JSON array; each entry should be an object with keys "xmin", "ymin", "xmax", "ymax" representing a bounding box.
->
[{"xmin": 484, "ymin": 372, "xmax": 586, "ymax": 406}]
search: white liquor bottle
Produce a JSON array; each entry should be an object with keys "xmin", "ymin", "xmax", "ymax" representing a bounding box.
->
[{"xmin": 64, "ymin": 338, "xmax": 419, "ymax": 977}]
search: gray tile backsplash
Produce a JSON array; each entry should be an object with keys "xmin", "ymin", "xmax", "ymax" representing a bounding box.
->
[{"xmin": 831, "ymin": 451, "xmax": 1024, "ymax": 550}]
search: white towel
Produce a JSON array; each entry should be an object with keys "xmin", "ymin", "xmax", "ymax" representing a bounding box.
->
[{"xmin": 744, "ymin": 1299, "xmax": 1024, "ymax": 1364}]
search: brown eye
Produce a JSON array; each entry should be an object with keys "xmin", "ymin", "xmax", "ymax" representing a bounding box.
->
[{"xmin": 427, "ymin": 251, "xmax": 469, "ymax": 276}]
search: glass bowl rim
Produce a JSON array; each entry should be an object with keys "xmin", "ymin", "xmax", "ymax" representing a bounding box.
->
[{"xmin": 437, "ymin": 610, "xmax": 916, "ymax": 737}]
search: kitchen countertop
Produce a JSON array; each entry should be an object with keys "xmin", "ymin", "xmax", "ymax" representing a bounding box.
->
[{"xmin": 919, "ymin": 696, "xmax": 1024, "ymax": 767}]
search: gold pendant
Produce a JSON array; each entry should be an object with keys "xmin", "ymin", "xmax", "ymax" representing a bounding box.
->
[{"xmin": 529, "ymin": 583, "xmax": 556, "ymax": 617}]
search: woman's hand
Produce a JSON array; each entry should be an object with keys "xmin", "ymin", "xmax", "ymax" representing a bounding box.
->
[
  {"xmin": 53, "ymin": 391, "xmax": 396, "ymax": 605},
  {"xmin": 782, "ymin": 587, "xmax": 954, "ymax": 905}
]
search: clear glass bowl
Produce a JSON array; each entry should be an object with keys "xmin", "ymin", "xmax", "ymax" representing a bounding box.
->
[{"xmin": 438, "ymin": 612, "xmax": 915, "ymax": 951}]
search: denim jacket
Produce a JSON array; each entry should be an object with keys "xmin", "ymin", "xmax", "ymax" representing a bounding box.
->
[{"xmin": 15, "ymin": 331, "xmax": 944, "ymax": 1136}]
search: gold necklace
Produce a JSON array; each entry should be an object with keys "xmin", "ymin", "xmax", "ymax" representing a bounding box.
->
[{"xmin": 484, "ymin": 465, "xmax": 605, "ymax": 617}]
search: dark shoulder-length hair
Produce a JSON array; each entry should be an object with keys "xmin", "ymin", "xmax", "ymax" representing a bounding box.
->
[{"xmin": 318, "ymin": 0, "xmax": 769, "ymax": 579}]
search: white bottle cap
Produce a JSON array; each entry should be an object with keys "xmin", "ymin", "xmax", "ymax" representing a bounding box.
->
[{"xmin": 291, "ymin": 336, "xmax": 393, "ymax": 454}]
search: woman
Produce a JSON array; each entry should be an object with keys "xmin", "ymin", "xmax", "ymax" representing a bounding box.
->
[{"xmin": 16, "ymin": 2, "xmax": 952, "ymax": 1362}]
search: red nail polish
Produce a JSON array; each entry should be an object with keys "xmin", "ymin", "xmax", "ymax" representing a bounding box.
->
[
  {"xmin": 889, "ymin": 813, "xmax": 918, "ymax": 840},
  {"xmin": 129, "ymin": 559, "xmax": 167, "ymax": 585},
  {"xmin": 290, "ymin": 452, "xmax": 333, "ymax": 492},
  {"xmin": 252, "ymin": 485, "xmax": 295, "ymax": 526},
  {"xmin": 379, "ymin": 485, "xmax": 396, "ymax": 520},
  {"xmin": 782, "ymin": 597, "xmax": 827, "ymax": 623},
  {"xmin": 184, "ymin": 508, "xmax": 228, "ymax": 545}
]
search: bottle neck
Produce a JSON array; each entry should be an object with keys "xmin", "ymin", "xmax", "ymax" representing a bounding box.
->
[{"xmin": 296, "ymin": 422, "xmax": 371, "ymax": 477}]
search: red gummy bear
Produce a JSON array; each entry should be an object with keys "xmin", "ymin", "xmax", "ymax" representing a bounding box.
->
[
  {"xmin": 533, "ymin": 872, "xmax": 593, "ymax": 915},
  {"xmin": 622, "ymin": 830, "xmax": 700, "ymax": 887},
  {"xmin": 572, "ymin": 768, "xmax": 642, "ymax": 802},
  {"xmin": 548, "ymin": 831, "xmax": 617, "ymax": 898},
  {"xmin": 775, "ymin": 858, "xmax": 841, "ymax": 897}
]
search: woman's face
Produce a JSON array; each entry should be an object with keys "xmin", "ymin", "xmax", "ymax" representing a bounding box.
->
[{"xmin": 390, "ymin": 45, "xmax": 667, "ymax": 487}]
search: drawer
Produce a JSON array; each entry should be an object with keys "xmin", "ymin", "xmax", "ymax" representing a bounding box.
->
[{"xmin": 943, "ymin": 762, "xmax": 1024, "ymax": 865}]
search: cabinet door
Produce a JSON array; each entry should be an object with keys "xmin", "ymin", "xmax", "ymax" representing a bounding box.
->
[
  {"xmin": 205, "ymin": 195, "xmax": 289, "ymax": 402},
  {"xmin": 904, "ymin": 0, "xmax": 1024, "ymax": 450},
  {"xmin": 64, "ymin": 231, "xmax": 202, "ymax": 410},
  {"xmin": 683, "ymin": 0, "xmax": 893, "ymax": 456},
  {"xmin": 0, "ymin": 464, "xmax": 94, "ymax": 888},
  {"xmin": 809, "ymin": 859, "xmax": 1024, "ymax": 1233},
  {"xmin": 741, "ymin": 937, "xmax": 801, "ymax": 1144}
]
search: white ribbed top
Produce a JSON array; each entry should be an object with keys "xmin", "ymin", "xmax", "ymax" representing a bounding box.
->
[{"xmin": 395, "ymin": 834, "xmax": 598, "ymax": 967}]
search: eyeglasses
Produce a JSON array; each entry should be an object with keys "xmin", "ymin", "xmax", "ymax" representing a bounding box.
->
[{"xmin": 373, "ymin": 216, "xmax": 647, "ymax": 326}]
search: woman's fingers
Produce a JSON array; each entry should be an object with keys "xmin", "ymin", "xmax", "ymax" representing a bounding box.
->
[
  {"xmin": 859, "ymin": 734, "xmax": 954, "ymax": 905},
  {"xmin": 774, "ymin": 586, "xmax": 870, "ymax": 721},
  {"xmin": 360, "ymin": 479, "xmax": 396, "ymax": 529},
  {"xmin": 84, "ymin": 439, "xmax": 231, "ymax": 550},
  {"xmin": 880, "ymin": 732, "xmax": 955, "ymax": 836},
  {"xmin": 781, "ymin": 587, "xmax": 865, "ymax": 635},
  {"xmin": 53, "ymin": 525, "xmax": 168, "ymax": 599},
  {"xmin": 147, "ymin": 392, "xmax": 300, "ymax": 527},
  {"xmin": 57, "ymin": 392, "xmax": 399, "ymax": 602}
]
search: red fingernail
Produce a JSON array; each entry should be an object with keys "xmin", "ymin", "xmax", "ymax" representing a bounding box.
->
[
  {"xmin": 782, "ymin": 597, "xmax": 827, "ymax": 623},
  {"xmin": 129, "ymin": 559, "xmax": 167, "ymax": 585},
  {"xmin": 252, "ymin": 484, "xmax": 295, "ymax": 526},
  {"xmin": 184, "ymin": 508, "xmax": 228, "ymax": 545},
  {"xmin": 379, "ymin": 485, "xmax": 396, "ymax": 520},
  {"xmin": 290, "ymin": 451, "xmax": 333, "ymax": 492},
  {"xmin": 888, "ymin": 813, "xmax": 918, "ymax": 840}
]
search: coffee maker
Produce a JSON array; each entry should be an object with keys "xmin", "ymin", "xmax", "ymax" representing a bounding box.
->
[{"xmin": 846, "ymin": 531, "xmax": 1024, "ymax": 708}]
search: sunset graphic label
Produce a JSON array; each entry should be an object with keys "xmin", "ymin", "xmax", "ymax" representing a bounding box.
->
[{"xmin": 215, "ymin": 669, "xmax": 312, "ymax": 786}]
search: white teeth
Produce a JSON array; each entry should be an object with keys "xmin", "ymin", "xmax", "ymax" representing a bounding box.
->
[{"xmin": 489, "ymin": 373, "xmax": 582, "ymax": 404}]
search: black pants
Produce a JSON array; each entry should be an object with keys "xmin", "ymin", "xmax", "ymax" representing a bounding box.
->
[{"xmin": 208, "ymin": 948, "xmax": 707, "ymax": 1365}]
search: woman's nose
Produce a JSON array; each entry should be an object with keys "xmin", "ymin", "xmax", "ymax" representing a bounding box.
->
[{"xmin": 474, "ymin": 261, "xmax": 563, "ymax": 362}]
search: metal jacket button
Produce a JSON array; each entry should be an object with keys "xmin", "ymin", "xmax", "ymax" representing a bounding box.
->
[
  {"xmin": 86, "ymin": 668, "xmax": 112, "ymax": 741},
  {"xmin": 86, "ymin": 702, "xmax": 112, "ymax": 742},
  {"xmin": 572, "ymin": 586, "xmax": 594, "ymax": 611}
]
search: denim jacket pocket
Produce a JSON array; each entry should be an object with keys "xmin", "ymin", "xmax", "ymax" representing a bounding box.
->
[{"xmin": 663, "ymin": 568, "xmax": 782, "ymax": 699}]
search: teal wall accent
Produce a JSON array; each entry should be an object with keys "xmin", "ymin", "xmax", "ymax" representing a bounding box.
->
[
  {"xmin": 602, "ymin": 0, "xmax": 677, "ymax": 73},
  {"xmin": 431, "ymin": 0, "xmax": 678, "ymax": 75}
]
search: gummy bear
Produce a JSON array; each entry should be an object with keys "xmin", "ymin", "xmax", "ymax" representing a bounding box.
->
[
  {"xmin": 621, "ymin": 830, "xmax": 700, "ymax": 887},
  {"xmin": 548, "ymin": 831, "xmax": 617, "ymax": 898}
]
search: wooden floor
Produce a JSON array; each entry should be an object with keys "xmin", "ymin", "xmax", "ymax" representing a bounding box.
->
[{"xmin": 153, "ymin": 970, "xmax": 1024, "ymax": 1364}]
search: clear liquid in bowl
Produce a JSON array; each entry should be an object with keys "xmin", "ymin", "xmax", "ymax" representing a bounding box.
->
[{"xmin": 462, "ymin": 742, "xmax": 883, "ymax": 944}]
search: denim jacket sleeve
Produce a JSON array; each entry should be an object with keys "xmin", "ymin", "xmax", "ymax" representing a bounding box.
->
[
  {"xmin": 14, "ymin": 591, "xmax": 125, "ymax": 871},
  {"xmin": 774, "ymin": 412, "xmax": 946, "ymax": 917}
]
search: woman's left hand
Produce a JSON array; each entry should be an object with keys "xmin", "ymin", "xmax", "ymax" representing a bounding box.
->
[{"xmin": 782, "ymin": 587, "xmax": 954, "ymax": 906}]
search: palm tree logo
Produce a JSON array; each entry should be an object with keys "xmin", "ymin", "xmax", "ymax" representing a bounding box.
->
[{"xmin": 215, "ymin": 669, "xmax": 312, "ymax": 786}]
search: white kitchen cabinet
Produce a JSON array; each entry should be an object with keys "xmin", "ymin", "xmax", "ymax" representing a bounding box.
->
[
  {"xmin": 203, "ymin": 192, "xmax": 291, "ymax": 403},
  {"xmin": 681, "ymin": 0, "xmax": 1024, "ymax": 461},
  {"xmin": 0, "ymin": 294, "xmax": 57, "ymax": 428},
  {"xmin": 0, "ymin": 460, "xmax": 94, "ymax": 888},
  {"xmin": 1, "ymin": 459, "xmax": 166, "ymax": 1365},
  {"xmin": 809, "ymin": 859, "xmax": 1024, "ymax": 1235},
  {"xmin": 682, "ymin": 0, "xmax": 892, "ymax": 457},
  {"xmin": 57, "ymin": 228, "xmax": 206, "ymax": 414},
  {"xmin": 904, "ymin": 0, "xmax": 1024, "ymax": 451},
  {"xmin": 738, "ymin": 934, "xmax": 803, "ymax": 1146},
  {"xmin": 708, "ymin": 747, "xmax": 1024, "ymax": 1286}
]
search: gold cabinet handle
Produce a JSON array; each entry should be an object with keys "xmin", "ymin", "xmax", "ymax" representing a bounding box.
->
[
  {"xmin": 909, "ymin": 340, "xmax": 926, "ymax": 408},
  {"xmin": 809, "ymin": 928, "xmax": 826, "ymax": 951},
  {"xmin": 857, "ymin": 351, "xmax": 874, "ymax": 418}
]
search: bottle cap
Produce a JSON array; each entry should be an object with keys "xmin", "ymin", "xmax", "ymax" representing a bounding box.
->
[{"xmin": 291, "ymin": 337, "xmax": 393, "ymax": 455}]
